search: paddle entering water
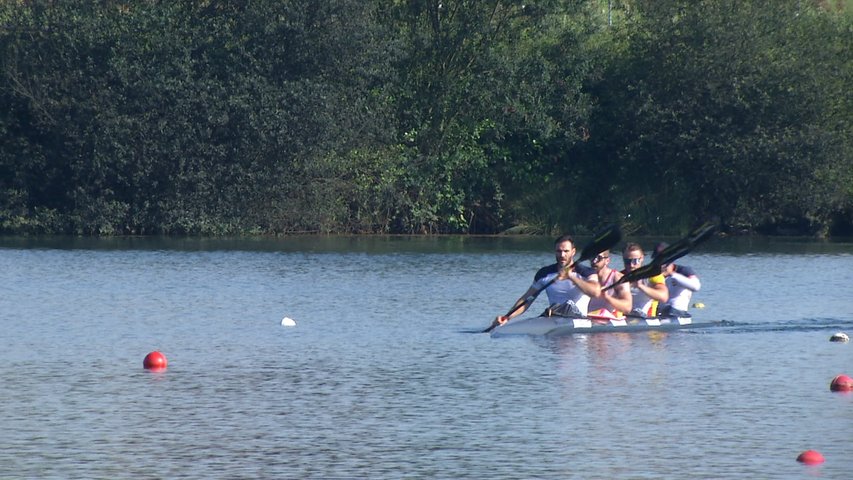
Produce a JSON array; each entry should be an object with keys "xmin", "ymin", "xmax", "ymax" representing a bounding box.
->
[
  {"xmin": 483, "ymin": 225, "xmax": 622, "ymax": 333},
  {"xmin": 603, "ymin": 220, "xmax": 717, "ymax": 291}
]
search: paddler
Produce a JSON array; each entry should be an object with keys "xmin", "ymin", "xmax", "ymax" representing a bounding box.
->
[
  {"xmin": 587, "ymin": 250, "xmax": 632, "ymax": 318},
  {"xmin": 622, "ymin": 242, "xmax": 668, "ymax": 317},
  {"xmin": 492, "ymin": 235, "xmax": 601, "ymax": 327},
  {"xmin": 653, "ymin": 242, "xmax": 702, "ymax": 317}
]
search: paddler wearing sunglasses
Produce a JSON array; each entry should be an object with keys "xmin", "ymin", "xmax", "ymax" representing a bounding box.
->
[
  {"xmin": 586, "ymin": 251, "xmax": 632, "ymax": 318},
  {"xmin": 621, "ymin": 242, "xmax": 669, "ymax": 317}
]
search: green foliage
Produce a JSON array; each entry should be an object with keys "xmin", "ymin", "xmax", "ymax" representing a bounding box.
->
[
  {"xmin": 0, "ymin": 0, "xmax": 849, "ymax": 236},
  {"xmin": 576, "ymin": 0, "xmax": 853, "ymax": 235},
  {"xmin": 387, "ymin": 1, "xmax": 601, "ymax": 233},
  {"xmin": 0, "ymin": 0, "xmax": 398, "ymax": 234}
]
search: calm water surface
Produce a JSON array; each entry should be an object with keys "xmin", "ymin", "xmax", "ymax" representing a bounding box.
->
[{"xmin": 1, "ymin": 235, "xmax": 852, "ymax": 479}]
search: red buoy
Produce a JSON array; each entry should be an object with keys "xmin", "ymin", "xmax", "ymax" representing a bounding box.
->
[
  {"xmin": 143, "ymin": 351, "xmax": 168, "ymax": 371},
  {"xmin": 830, "ymin": 374, "xmax": 853, "ymax": 392},
  {"xmin": 796, "ymin": 450, "xmax": 825, "ymax": 465}
]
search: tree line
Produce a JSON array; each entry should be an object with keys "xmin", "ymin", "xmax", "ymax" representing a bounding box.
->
[{"xmin": 1, "ymin": 0, "xmax": 850, "ymax": 236}]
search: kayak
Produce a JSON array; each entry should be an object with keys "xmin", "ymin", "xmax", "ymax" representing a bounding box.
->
[{"xmin": 490, "ymin": 315, "xmax": 724, "ymax": 337}]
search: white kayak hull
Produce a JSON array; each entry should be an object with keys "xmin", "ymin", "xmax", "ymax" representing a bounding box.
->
[{"xmin": 491, "ymin": 315, "xmax": 721, "ymax": 337}]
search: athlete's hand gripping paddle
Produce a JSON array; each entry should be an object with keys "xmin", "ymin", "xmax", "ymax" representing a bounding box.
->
[{"xmin": 484, "ymin": 225, "xmax": 622, "ymax": 333}]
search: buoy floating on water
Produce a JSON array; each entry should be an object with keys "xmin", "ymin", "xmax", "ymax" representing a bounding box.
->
[
  {"xmin": 143, "ymin": 351, "xmax": 168, "ymax": 371},
  {"xmin": 692, "ymin": 302, "xmax": 705, "ymax": 309},
  {"xmin": 280, "ymin": 316, "xmax": 296, "ymax": 327},
  {"xmin": 830, "ymin": 374, "xmax": 853, "ymax": 392},
  {"xmin": 796, "ymin": 450, "xmax": 825, "ymax": 465},
  {"xmin": 829, "ymin": 332, "xmax": 849, "ymax": 343}
]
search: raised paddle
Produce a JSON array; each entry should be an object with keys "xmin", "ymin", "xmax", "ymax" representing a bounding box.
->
[
  {"xmin": 604, "ymin": 220, "xmax": 717, "ymax": 291},
  {"xmin": 483, "ymin": 225, "xmax": 622, "ymax": 333}
]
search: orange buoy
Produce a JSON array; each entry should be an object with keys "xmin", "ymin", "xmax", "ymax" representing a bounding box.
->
[
  {"xmin": 143, "ymin": 351, "xmax": 168, "ymax": 371},
  {"xmin": 796, "ymin": 450, "xmax": 825, "ymax": 465},
  {"xmin": 830, "ymin": 374, "xmax": 853, "ymax": 392}
]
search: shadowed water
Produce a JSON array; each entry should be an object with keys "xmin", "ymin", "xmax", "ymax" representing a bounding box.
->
[{"xmin": 1, "ymin": 236, "xmax": 852, "ymax": 479}]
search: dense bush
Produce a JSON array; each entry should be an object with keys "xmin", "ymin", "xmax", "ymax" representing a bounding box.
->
[{"xmin": 1, "ymin": 0, "xmax": 850, "ymax": 236}]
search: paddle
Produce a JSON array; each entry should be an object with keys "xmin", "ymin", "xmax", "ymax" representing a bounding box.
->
[
  {"xmin": 604, "ymin": 220, "xmax": 717, "ymax": 291},
  {"xmin": 483, "ymin": 225, "xmax": 622, "ymax": 333}
]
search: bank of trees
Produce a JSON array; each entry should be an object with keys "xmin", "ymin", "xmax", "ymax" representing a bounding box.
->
[{"xmin": 1, "ymin": 0, "xmax": 850, "ymax": 236}]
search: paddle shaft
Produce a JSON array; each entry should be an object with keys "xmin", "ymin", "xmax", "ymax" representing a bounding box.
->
[
  {"xmin": 603, "ymin": 221, "xmax": 716, "ymax": 292},
  {"xmin": 503, "ymin": 259, "xmax": 581, "ymax": 317},
  {"xmin": 482, "ymin": 261, "xmax": 580, "ymax": 334}
]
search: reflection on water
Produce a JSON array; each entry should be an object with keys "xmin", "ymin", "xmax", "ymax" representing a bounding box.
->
[{"xmin": 1, "ymin": 236, "xmax": 852, "ymax": 478}]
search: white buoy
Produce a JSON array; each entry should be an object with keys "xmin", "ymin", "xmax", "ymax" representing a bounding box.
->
[
  {"xmin": 830, "ymin": 332, "xmax": 849, "ymax": 343},
  {"xmin": 280, "ymin": 316, "xmax": 296, "ymax": 327}
]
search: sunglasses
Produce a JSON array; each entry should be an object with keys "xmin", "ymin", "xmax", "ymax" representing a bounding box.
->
[
  {"xmin": 623, "ymin": 257, "xmax": 643, "ymax": 265},
  {"xmin": 592, "ymin": 254, "xmax": 609, "ymax": 263}
]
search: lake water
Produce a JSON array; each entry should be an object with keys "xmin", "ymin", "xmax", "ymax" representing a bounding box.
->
[{"xmin": 1, "ymin": 235, "xmax": 852, "ymax": 479}]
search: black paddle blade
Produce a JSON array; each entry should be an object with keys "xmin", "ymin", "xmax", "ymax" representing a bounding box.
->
[
  {"xmin": 482, "ymin": 323, "xmax": 498, "ymax": 333},
  {"xmin": 577, "ymin": 225, "xmax": 622, "ymax": 263},
  {"xmin": 654, "ymin": 221, "xmax": 718, "ymax": 266},
  {"xmin": 605, "ymin": 220, "xmax": 718, "ymax": 291},
  {"xmin": 686, "ymin": 221, "xmax": 717, "ymax": 247},
  {"xmin": 652, "ymin": 239, "xmax": 691, "ymax": 266}
]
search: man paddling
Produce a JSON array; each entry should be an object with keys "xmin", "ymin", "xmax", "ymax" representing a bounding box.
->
[
  {"xmin": 492, "ymin": 235, "xmax": 601, "ymax": 328},
  {"xmin": 587, "ymin": 250, "xmax": 632, "ymax": 318},
  {"xmin": 653, "ymin": 242, "xmax": 701, "ymax": 316},
  {"xmin": 622, "ymin": 242, "xmax": 668, "ymax": 317}
]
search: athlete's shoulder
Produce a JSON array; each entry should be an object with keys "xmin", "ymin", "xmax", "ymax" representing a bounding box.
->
[
  {"xmin": 534, "ymin": 263, "xmax": 559, "ymax": 281},
  {"xmin": 648, "ymin": 273, "xmax": 666, "ymax": 284}
]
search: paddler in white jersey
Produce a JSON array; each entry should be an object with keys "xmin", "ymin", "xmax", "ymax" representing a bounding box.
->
[
  {"xmin": 653, "ymin": 242, "xmax": 702, "ymax": 316},
  {"xmin": 493, "ymin": 235, "xmax": 601, "ymax": 326},
  {"xmin": 587, "ymin": 250, "xmax": 632, "ymax": 318},
  {"xmin": 622, "ymin": 242, "xmax": 669, "ymax": 317}
]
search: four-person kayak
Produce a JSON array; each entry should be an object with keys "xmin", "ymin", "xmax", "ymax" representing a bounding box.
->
[{"xmin": 490, "ymin": 314, "xmax": 724, "ymax": 337}]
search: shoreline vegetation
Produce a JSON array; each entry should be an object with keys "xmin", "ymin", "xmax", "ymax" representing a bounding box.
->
[{"xmin": 1, "ymin": 1, "xmax": 851, "ymax": 237}]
